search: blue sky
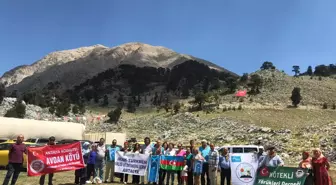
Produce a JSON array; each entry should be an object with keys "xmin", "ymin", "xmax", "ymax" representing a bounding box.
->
[{"xmin": 1, "ymin": 0, "xmax": 336, "ymax": 76}]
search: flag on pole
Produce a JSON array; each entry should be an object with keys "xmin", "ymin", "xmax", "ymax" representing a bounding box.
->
[{"xmin": 160, "ymin": 156, "xmax": 184, "ymax": 171}]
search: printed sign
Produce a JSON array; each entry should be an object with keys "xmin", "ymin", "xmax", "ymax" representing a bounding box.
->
[
  {"xmin": 27, "ymin": 142, "xmax": 85, "ymax": 176},
  {"xmin": 255, "ymin": 167, "xmax": 308, "ymax": 185},
  {"xmin": 230, "ymin": 153, "xmax": 258, "ymax": 185},
  {"xmin": 115, "ymin": 151, "xmax": 149, "ymax": 175}
]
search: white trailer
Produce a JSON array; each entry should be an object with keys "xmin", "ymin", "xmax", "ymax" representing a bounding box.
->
[{"xmin": 0, "ymin": 117, "xmax": 85, "ymax": 140}]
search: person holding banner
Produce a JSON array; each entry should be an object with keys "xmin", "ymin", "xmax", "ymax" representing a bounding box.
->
[
  {"xmin": 141, "ymin": 137, "xmax": 153, "ymax": 185},
  {"xmin": 176, "ymin": 143, "xmax": 186, "ymax": 185},
  {"xmin": 258, "ymin": 146, "xmax": 284, "ymax": 168},
  {"xmin": 39, "ymin": 136, "xmax": 56, "ymax": 185},
  {"xmin": 208, "ymin": 144, "xmax": 219, "ymax": 185},
  {"xmin": 104, "ymin": 139, "xmax": 120, "ymax": 183},
  {"xmin": 120, "ymin": 142, "xmax": 131, "ymax": 184},
  {"xmin": 132, "ymin": 143, "xmax": 142, "ymax": 184},
  {"xmin": 164, "ymin": 143, "xmax": 176, "ymax": 185},
  {"xmin": 159, "ymin": 142, "xmax": 169, "ymax": 185},
  {"xmin": 193, "ymin": 148, "xmax": 205, "ymax": 185},
  {"xmin": 312, "ymin": 148, "xmax": 332, "ymax": 185},
  {"xmin": 299, "ymin": 151, "xmax": 313, "ymax": 185},
  {"xmin": 2, "ymin": 134, "xmax": 26, "ymax": 185},
  {"xmin": 186, "ymin": 147, "xmax": 194, "ymax": 185},
  {"xmin": 199, "ymin": 140, "xmax": 210, "ymax": 185},
  {"xmin": 218, "ymin": 147, "xmax": 230, "ymax": 185}
]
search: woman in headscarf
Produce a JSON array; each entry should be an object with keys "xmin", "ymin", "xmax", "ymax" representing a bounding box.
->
[
  {"xmin": 299, "ymin": 151, "xmax": 313, "ymax": 185},
  {"xmin": 312, "ymin": 148, "xmax": 332, "ymax": 185},
  {"xmin": 74, "ymin": 142, "xmax": 90, "ymax": 184}
]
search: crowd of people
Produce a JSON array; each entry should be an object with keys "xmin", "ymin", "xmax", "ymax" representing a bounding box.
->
[{"xmin": 1, "ymin": 135, "xmax": 334, "ymax": 185}]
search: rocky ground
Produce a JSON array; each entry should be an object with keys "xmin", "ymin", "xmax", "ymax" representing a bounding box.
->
[
  {"xmin": 2, "ymin": 97, "xmax": 336, "ymax": 165},
  {"xmin": 86, "ymin": 111, "xmax": 336, "ymax": 165}
]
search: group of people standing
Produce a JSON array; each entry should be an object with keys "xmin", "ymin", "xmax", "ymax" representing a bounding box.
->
[
  {"xmin": 1, "ymin": 134, "xmax": 334, "ymax": 185},
  {"xmin": 2, "ymin": 134, "xmax": 57, "ymax": 185}
]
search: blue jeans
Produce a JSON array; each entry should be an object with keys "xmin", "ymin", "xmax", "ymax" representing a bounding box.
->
[
  {"xmin": 2, "ymin": 163, "xmax": 22, "ymax": 185},
  {"xmin": 94, "ymin": 161, "xmax": 105, "ymax": 180}
]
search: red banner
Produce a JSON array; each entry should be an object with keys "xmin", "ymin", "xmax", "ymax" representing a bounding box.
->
[{"xmin": 27, "ymin": 142, "xmax": 85, "ymax": 176}]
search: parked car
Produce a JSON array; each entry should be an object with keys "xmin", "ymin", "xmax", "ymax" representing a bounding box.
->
[
  {"xmin": 0, "ymin": 141, "xmax": 39, "ymax": 168},
  {"xmin": 0, "ymin": 138, "xmax": 10, "ymax": 143},
  {"xmin": 25, "ymin": 138, "xmax": 50, "ymax": 145},
  {"xmin": 217, "ymin": 145, "xmax": 263, "ymax": 154},
  {"xmin": 58, "ymin": 139, "xmax": 93, "ymax": 146}
]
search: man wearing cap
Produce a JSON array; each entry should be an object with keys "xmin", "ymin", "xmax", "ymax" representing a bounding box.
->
[
  {"xmin": 199, "ymin": 140, "xmax": 211, "ymax": 185},
  {"xmin": 104, "ymin": 139, "xmax": 120, "ymax": 183},
  {"xmin": 259, "ymin": 146, "xmax": 284, "ymax": 168}
]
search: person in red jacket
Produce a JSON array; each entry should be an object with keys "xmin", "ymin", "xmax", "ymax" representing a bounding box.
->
[{"xmin": 2, "ymin": 134, "xmax": 27, "ymax": 185}]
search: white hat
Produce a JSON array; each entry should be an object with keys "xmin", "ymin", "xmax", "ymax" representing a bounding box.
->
[{"xmin": 201, "ymin": 139, "xmax": 207, "ymax": 143}]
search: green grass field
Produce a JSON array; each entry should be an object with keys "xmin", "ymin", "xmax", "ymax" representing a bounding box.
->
[{"xmin": 0, "ymin": 169, "xmax": 335, "ymax": 185}]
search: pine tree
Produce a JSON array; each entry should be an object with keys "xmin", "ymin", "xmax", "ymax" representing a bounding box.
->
[
  {"xmin": 307, "ymin": 66, "xmax": 313, "ymax": 76},
  {"xmin": 107, "ymin": 107, "xmax": 122, "ymax": 123},
  {"xmin": 290, "ymin": 87, "xmax": 302, "ymax": 107}
]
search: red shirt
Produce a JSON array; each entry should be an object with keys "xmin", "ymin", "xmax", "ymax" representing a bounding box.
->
[{"xmin": 9, "ymin": 143, "xmax": 27, "ymax": 163}]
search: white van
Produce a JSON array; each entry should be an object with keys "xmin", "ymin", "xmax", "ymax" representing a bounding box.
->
[{"xmin": 217, "ymin": 145, "xmax": 263, "ymax": 154}]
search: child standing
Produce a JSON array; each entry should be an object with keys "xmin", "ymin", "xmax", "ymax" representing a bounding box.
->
[
  {"xmin": 86, "ymin": 144, "xmax": 98, "ymax": 184},
  {"xmin": 181, "ymin": 160, "xmax": 188, "ymax": 185}
]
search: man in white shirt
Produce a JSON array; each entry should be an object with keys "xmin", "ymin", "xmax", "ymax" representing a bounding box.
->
[
  {"xmin": 140, "ymin": 137, "xmax": 152, "ymax": 184},
  {"xmin": 95, "ymin": 138, "xmax": 106, "ymax": 182}
]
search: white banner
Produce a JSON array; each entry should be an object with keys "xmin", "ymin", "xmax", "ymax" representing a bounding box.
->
[
  {"xmin": 115, "ymin": 151, "xmax": 149, "ymax": 176},
  {"xmin": 230, "ymin": 153, "xmax": 258, "ymax": 185}
]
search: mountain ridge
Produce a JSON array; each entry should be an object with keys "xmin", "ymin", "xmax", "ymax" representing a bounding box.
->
[{"xmin": 0, "ymin": 42, "xmax": 237, "ymax": 93}]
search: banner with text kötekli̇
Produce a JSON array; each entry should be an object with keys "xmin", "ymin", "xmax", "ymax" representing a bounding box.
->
[
  {"xmin": 255, "ymin": 166, "xmax": 308, "ymax": 185},
  {"xmin": 27, "ymin": 142, "xmax": 85, "ymax": 176}
]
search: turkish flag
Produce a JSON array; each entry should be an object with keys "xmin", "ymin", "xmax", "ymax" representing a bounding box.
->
[{"xmin": 235, "ymin": 90, "xmax": 247, "ymax": 97}]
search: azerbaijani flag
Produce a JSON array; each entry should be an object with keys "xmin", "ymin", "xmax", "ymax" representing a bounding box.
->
[{"xmin": 160, "ymin": 156, "xmax": 184, "ymax": 171}]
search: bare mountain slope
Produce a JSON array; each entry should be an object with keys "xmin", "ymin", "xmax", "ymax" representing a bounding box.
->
[
  {"xmin": 246, "ymin": 70, "xmax": 336, "ymax": 106},
  {"xmin": 1, "ymin": 42, "xmax": 236, "ymax": 93}
]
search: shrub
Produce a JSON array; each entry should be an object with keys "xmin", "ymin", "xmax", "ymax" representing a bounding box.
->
[
  {"xmin": 290, "ymin": 87, "xmax": 302, "ymax": 107},
  {"xmin": 332, "ymin": 103, "xmax": 336, "ymax": 110},
  {"xmin": 233, "ymin": 107, "xmax": 236, "ymax": 111},
  {"xmin": 72, "ymin": 105, "xmax": 79, "ymax": 114},
  {"xmin": 228, "ymin": 107, "xmax": 232, "ymax": 111},
  {"xmin": 107, "ymin": 107, "xmax": 122, "ymax": 123},
  {"xmin": 173, "ymin": 102, "xmax": 181, "ymax": 114},
  {"xmin": 238, "ymin": 105, "xmax": 242, "ymax": 110},
  {"xmin": 49, "ymin": 106, "xmax": 56, "ymax": 114},
  {"xmin": 223, "ymin": 107, "xmax": 227, "ymax": 112},
  {"xmin": 318, "ymin": 76, "xmax": 322, "ymax": 81},
  {"xmin": 322, "ymin": 103, "xmax": 328, "ymax": 109},
  {"xmin": 5, "ymin": 100, "xmax": 26, "ymax": 118}
]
